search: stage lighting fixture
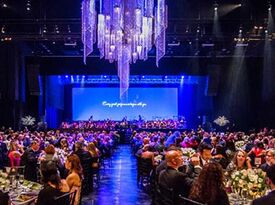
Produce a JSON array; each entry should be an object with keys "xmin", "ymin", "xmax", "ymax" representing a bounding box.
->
[
  {"xmin": 55, "ymin": 25, "xmax": 59, "ymax": 34},
  {"xmin": 213, "ymin": 3, "xmax": 218, "ymax": 11},
  {"xmin": 42, "ymin": 25, "xmax": 47, "ymax": 33},
  {"xmin": 65, "ymin": 75, "xmax": 69, "ymax": 78},
  {"xmin": 67, "ymin": 25, "xmax": 71, "ymax": 33},
  {"xmin": 1, "ymin": 25, "xmax": 5, "ymax": 34},
  {"xmin": 181, "ymin": 76, "xmax": 184, "ymax": 79},
  {"xmin": 26, "ymin": 0, "xmax": 31, "ymax": 11},
  {"xmin": 2, "ymin": 3, "xmax": 7, "ymax": 8}
]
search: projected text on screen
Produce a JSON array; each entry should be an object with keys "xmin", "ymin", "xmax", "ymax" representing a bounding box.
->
[{"xmin": 72, "ymin": 87, "xmax": 178, "ymax": 120}]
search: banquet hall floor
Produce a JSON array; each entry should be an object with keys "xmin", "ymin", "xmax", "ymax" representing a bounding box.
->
[{"xmin": 82, "ymin": 145, "xmax": 152, "ymax": 205}]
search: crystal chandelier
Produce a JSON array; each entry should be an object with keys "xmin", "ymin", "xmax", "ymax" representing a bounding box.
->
[{"xmin": 82, "ymin": 0, "xmax": 167, "ymax": 98}]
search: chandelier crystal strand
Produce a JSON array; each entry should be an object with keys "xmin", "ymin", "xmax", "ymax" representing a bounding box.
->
[
  {"xmin": 82, "ymin": 0, "xmax": 96, "ymax": 64},
  {"xmin": 155, "ymin": 0, "xmax": 167, "ymax": 67},
  {"xmin": 82, "ymin": 0, "xmax": 167, "ymax": 98}
]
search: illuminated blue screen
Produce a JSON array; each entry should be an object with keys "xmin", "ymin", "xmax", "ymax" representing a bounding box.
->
[{"xmin": 72, "ymin": 87, "xmax": 178, "ymax": 120}]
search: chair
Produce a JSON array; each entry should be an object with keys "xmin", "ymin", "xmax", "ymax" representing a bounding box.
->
[
  {"xmin": 0, "ymin": 190, "xmax": 9, "ymax": 205},
  {"xmin": 54, "ymin": 190, "xmax": 77, "ymax": 205},
  {"xmin": 157, "ymin": 185, "xmax": 174, "ymax": 205},
  {"xmin": 137, "ymin": 157, "xmax": 153, "ymax": 185},
  {"xmin": 79, "ymin": 155, "xmax": 94, "ymax": 195},
  {"xmin": 178, "ymin": 195, "xmax": 206, "ymax": 205}
]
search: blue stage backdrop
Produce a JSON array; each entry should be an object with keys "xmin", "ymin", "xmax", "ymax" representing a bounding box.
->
[
  {"xmin": 72, "ymin": 87, "xmax": 178, "ymax": 121},
  {"xmin": 44, "ymin": 75, "xmax": 213, "ymax": 128}
]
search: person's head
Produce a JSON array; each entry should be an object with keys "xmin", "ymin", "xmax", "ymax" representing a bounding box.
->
[
  {"xmin": 9, "ymin": 141, "xmax": 18, "ymax": 151},
  {"xmin": 198, "ymin": 142, "xmax": 212, "ymax": 162},
  {"xmin": 87, "ymin": 142, "xmax": 96, "ymax": 152},
  {"xmin": 74, "ymin": 141, "xmax": 83, "ymax": 152},
  {"xmin": 60, "ymin": 138, "xmax": 68, "ymax": 148},
  {"xmin": 213, "ymin": 144, "xmax": 226, "ymax": 157},
  {"xmin": 266, "ymin": 165, "xmax": 275, "ymax": 188},
  {"xmin": 256, "ymin": 141, "xmax": 264, "ymax": 149},
  {"xmin": 44, "ymin": 144, "xmax": 55, "ymax": 155},
  {"xmin": 41, "ymin": 161, "xmax": 61, "ymax": 189},
  {"xmin": 265, "ymin": 149, "xmax": 275, "ymax": 165},
  {"xmin": 189, "ymin": 162, "xmax": 224, "ymax": 204},
  {"xmin": 31, "ymin": 139, "xmax": 40, "ymax": 151},
  {"xmin": 233, "ymin": 150, "xmax": 248, "ymax": 167},
  {"xmin": 165, "ymin": 150, "xmax": 184, "ymax": 169},
  {"xmin": 65, "ymin": 154, "xmax": 83, "ymax": 177}
]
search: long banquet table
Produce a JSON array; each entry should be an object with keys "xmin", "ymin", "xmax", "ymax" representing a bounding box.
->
[{"xmin": 0, "ymin": 176, "xmax": 42, "ymax": 205}]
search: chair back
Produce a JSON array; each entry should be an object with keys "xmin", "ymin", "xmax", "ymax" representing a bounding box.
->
[
  {"xmin": 138, "ymin": 157, "xmax": 153, "ymax": 176},
  {"xmin": 158, "ymin": 185, "xmax": 174, "ymax": 205},
  {"xmin": 0, "ymin": 191, "xmax": 9, "ymax": 205},
  {"xmin": 54, "ymin": 190, "xmax": 77, "ymax": 205},
  {"xmin": 178, "ymin": 195, "xmax": 206, "ymax": 205}
]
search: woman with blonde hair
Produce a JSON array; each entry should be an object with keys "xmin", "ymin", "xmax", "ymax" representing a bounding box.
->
[
  {"xmin": 65, "ymin": 154, "xmax": 83, "ymax": 205},
  {"xmin": 87, "ymin": 142, "xmax": 100, "ymax": 169},
  {"xmin": 226, "ymin": 149, "xmax": 252, "ymax": 174},
  {"xmin": 8, "ymin": 141, "xmax": 23, "ymax": 167}
]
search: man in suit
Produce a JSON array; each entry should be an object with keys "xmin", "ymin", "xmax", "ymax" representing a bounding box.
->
[
  {"xmin": 252, "ymin": 164, "xmax": 275, "ymax": 205},
  {"xmin": 21, "ymin": 139, "xmax": 41, "ymax": 182},
  {"xmin": 186, "ymin": 142, "xmax": 212, "ymax": 179},
  {"xmin": 158, "ymin": 150, "xmax": 194, "ymax": 205},
  {"xmin": 73, "ymin": 141, "xmax": 93, "ymax": 194}
]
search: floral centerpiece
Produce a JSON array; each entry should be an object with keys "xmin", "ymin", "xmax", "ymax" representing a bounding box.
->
[
  {"xmin": 230, "ymin": 169, "xmax": 267, "ymax": 199},
  {"xmin": 235, "ymin": 140, "xmax": 245, "ymax": 150},
  {"xmin": 213, "ymin": 116, "xmax": 230, "ymax": 127},
  {"xmin": 181, "ymin": 148, "xmax": 196, "ymax": 158}
]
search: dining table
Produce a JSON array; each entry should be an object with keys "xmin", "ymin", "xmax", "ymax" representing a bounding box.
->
[{"xmin": 0, "ymin": 174, "xmax": 42, "ymax": 205}]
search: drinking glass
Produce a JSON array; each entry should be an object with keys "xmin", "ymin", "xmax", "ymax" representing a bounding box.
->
[
  {"xmin": 5, "ymin": 167, "xmax": 11, "ymax": 175},
  {"xmin": 19, "ymin": 175, "xmax": 24, "ymax": 185}
]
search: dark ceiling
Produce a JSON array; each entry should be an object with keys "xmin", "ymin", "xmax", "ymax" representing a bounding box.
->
[{"xmin": 0, "ymin": 0, "xmax": 274, "ymax": 57}]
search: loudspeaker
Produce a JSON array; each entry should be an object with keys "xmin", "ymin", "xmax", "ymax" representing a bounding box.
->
[
  {"xmin": 27, "ymin": 64, "xmax": 41, "ymax": 95},
  {"xmin": 205, "ymin": 65, "xmax": 220, "ymax": 96}
]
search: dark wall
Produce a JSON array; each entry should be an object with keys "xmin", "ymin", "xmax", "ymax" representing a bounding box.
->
[
  {"xmin": 0, "ymin": 43, "xmax": 27, "ymax": 129},
  {"xmin": 25, "ymin": 55, "xmax": 273, "ymax": 130},
  {"xmin": 1, "ymin": 50, "xmax": 274, "ymax": 130}
]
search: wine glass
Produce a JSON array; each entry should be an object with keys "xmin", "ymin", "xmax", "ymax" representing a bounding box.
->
[
  {"xmin": 19, "ymin": 175, "xmax": 24, "ymax": 186},
  {"xmin": 5, "ymin": 167, "xmax": 11, "ymax": 175}
]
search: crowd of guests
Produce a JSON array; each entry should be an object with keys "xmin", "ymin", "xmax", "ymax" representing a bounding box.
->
[
  {"xmin": 60, "ymin": 118, "xmax": 186, "ymax": 130},
  {"xmin": 0, "ymin": 127, "xmax": 119, "ymax": 205},
  {"xmin": 0, "ymin": 122, "xmax": 275, "ymax": 205},
  {"xmin": 131, "ymin": 128, "xmax": 275, "ymax": 205}
]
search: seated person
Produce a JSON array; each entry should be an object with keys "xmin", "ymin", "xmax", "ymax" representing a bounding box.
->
[
  {"xmin": 141, "ymin": 144, "xmax": 156, "ymax": 166},
  {"xmin": 252, "ymin": 164, "xmax": 275, "ymax": 205},
  {"xmin": 159, "ymin": 150, "xmax": 193, "ymax": 204},
  {"xmin": 186, "ymin": 142, "xmax": 212, "ymax": 179},
  {"xmin": 65, "ymin": 154, "xmax": 83, "ymax": 205},
  {"xmin": 211, "ymin": 145, "xmax": 229, "ymax": 169},
  {"xmin": 226, "ymin": 149, "xmax": 252, "ymax": 174},
  {"xmin": 261, "ymin": 149, "xmax": 275, "ymax": 172},
  {"xmin": 189, "ymin": 162, "xmax": 229, "ymax": 205},
  {"xmin": 37, "ymin": 161, "xmax": 69, "ymax": 205}
]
